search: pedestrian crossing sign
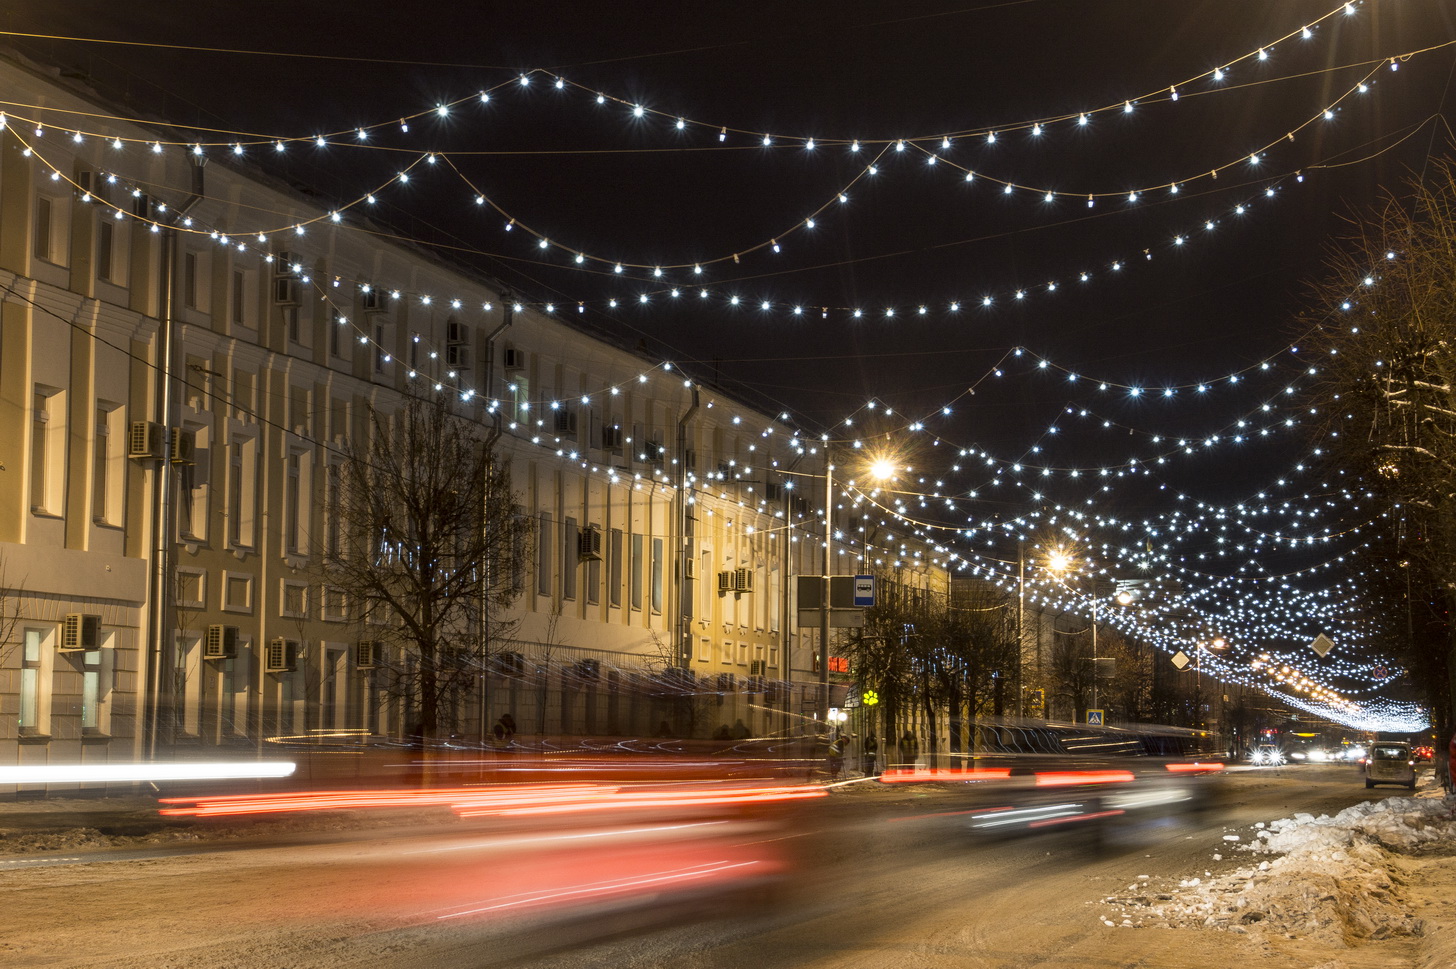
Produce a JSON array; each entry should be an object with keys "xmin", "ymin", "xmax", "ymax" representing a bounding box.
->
[{"xmin": 1087, "ymin": 709, "xmax": 1104, "ymax": 726}]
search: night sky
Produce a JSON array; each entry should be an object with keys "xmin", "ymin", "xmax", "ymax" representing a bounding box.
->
[{"xmin": 5, "ymin": 1, "xmax": 1454, "ymax": 720}]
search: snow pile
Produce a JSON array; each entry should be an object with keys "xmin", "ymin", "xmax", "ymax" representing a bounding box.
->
[{"xmin": 1104, "ymin": 795, "xmax": 1456, "ymax": 946}]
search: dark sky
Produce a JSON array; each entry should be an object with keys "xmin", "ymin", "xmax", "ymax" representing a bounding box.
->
[{"xmin": 5, "ymin": 1, "xmax": 1454, "ymax": 716}]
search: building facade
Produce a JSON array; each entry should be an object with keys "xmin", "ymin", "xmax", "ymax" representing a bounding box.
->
[{"xmin": 0, "ymin": 54, "xmax": 958, "ymax": 789}]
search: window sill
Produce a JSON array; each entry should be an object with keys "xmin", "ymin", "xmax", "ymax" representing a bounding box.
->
[
  {"xmin": 17, "ymin": 731, "xmax": 52, "ymax": 744},
  {"xmin": 92, "ymin": 519, "xmax": 125, "ymax": 531},
  {"xmin": 29, "ymin": 508, "xmax": 62, "ymax": 520}
]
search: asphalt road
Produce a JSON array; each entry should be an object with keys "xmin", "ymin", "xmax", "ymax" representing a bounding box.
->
[{"xmin": 0, "ymin": 764, "xmax": 1393, "ymax": 969}]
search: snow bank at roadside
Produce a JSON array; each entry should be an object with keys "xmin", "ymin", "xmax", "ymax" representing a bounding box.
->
[{"xmin": 1104, "ymin": 791, "xmax": 1456, "ymax": 947}]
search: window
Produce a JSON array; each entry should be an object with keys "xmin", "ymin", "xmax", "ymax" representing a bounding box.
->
[
  {"xmin": 92, "ymin": 403, "xmax": 124, "ymax": 525},
  {"xmin": 282, "ymin": 580, "xmax": 309, "ymax": 618},
  {"xmin": 586, "ymin": 549, "xmax": 601, "ymax": 606},
  {"xmin": 184, "ymin": 251, "xmax": 199, "ymax": 308},
  {"xmin": 19, "ymin": 628, "xmax": 49, "ymax": 733},
  {"xmin": 510, "ymin": 376, "xmax": 531, "ymax": 426},
  {"xmin": 536, "ymin": 512, "xmax": 553, "ymax": 596},
  {"xmin": 82, "ymin": 631, "xmax": 115, "ymax": 734},
  {"xmin": 178, "ymin": 424, "xmax": 209, "ymax": 541},
  {"xmin": 284, "ymin": 450, "xmax": 303, "ymax": 554},
  {"xmin": 330, "ymin": 310, "xmax": 345, "ymax": 358},
  {"xmin": 228, "ymin": 436, "xmax": 258, "ymax": 548},
  {"xmin": 321, "ymin": 586, "xmax": 348, "ymax": 622},
  {"xmin": 229, "ymin": 268, "xmax": 258, "ymax": 329},
  {"xmin": 562, "ymin": 517, "xmax": 578, "ymax": 601},
  {"xmin": 374, "ymin": 323, "xmax": 388, "ymax": 374},
  {"xmin": 177, "ymin": 632, "xmax": 201, "ymax": 736},
  {"xmin": 33, "ymin": 196, "xmax": 52, "ymax": 262},
  {"xmin": 609, "ymin": 528, "xmax": 623, "ymax": 608},
  {"xmin": 30, "ymin": 387, "xmax": 65, "ymax": 516},
  {"xmin": 651, "ymin": 538, "xmax": 663, "ymax": 614},
  {"xmin": 769, "ymin": 562, "xmax": 781, "ymax": 633},
  {"xmin": 324, "ymin": 463, "xmax": 343, "ymax": 558},
  {"xmin": 630, "ymin": 533, "xmax": 643, "ymax": 611},
  {"xmin": 96, "ymin": 218, "xmax": 115, "ymax": 282}
]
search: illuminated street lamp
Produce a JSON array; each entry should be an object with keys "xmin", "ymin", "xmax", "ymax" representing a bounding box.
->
[{"xmin": 1046, "ymin": 549, "xmax": 1104, "ymax": 716}]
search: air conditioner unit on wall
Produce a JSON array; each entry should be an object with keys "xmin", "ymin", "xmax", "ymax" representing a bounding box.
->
[
  {"xmin": 717, "ymin": 571, "xmax": 734, "ymax": 596},
  {"xmin": 733, "ymin": 567, "xmax": 754, "ymax": 594},
  {"xmin": 683, "ymin": 556, "xmax": 697, "ymax": 580},
  {"xmin": 170, "ymin": 428, "xmax": 195, "ymax": 465},
  {"xmin": 266, "ymin": 638, "xmax": 299, "ymax": 673},
  {"xmin": 204, "ymin": 625, "xmax": 238, "ymax": 660},
  {"xmin": 356, "ymin": 640, "xmax": 381, "ymax": 670},
  {"xmin": 553, "ymin": 409, "xmax": 578, "ymax": 436},
  {"xmin": 128, "ymin": 420, "xmax": 165, "ymax": 460},
  {"xmin": 60, "ymin": 614, "xmax": 101, "ymax": 651},
  {"xmin": 578, "ymin": 525, "xmax": 603, "ymax": 560}
]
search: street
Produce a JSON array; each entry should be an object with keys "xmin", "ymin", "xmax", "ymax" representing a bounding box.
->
[{"xmin": 0, "ymin": 764, "xmax": 1431, "ymax": 969}]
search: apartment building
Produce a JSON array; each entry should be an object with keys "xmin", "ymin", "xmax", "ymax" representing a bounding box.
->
[{"xmin": 0, "ymin": 53, "xmax": 957, "ymax": 787}]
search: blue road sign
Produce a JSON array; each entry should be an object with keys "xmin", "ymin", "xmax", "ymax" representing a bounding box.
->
[
  {"xmin": 1086, "ymin": 709, "xmax": 1105, "ymax": 726},
  {"xmin": 853, "ymin": 574, "xmax": 875, "ymax": 607}
]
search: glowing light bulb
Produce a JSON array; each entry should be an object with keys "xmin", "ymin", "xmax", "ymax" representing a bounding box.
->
[
  {"xmin": 676, "ymin": 117, "xmax": 685, "ymax": 130},
  {"xmin": 632, "ymin": 104, "xmax": 644, "ymax": 117},
  {"xmin": 986, "ymin": 131, "xmax": 996, "ymax": 144},
  {"xmin": 850, "ymin": 140, "xmax": 860, "ymax": 152}
]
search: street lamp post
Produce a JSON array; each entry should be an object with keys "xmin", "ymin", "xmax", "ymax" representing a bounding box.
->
[{"xmin": 820, "ymin": 452, "xmax": 833, "ymax": 732}]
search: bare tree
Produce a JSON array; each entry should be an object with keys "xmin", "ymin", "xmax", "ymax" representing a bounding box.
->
[
  {"xmin": 323, "ymin": 394, "xmax": 531, "ymax": 742},
  {"xmin": 1300, "ymin": 157, "xmax": 1456, "ymax": 744},
  {"xmin": 0, "ymin": 553, "xmax": 26, "ymax": 665}
]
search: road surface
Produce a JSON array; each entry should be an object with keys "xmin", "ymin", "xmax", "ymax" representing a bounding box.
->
[{"xmin": 0, "ymin": 764, "xmax": 1415, "ymax": 969}]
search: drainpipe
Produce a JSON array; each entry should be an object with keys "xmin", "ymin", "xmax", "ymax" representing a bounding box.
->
[
  {"xmin": 143, "ymin": 155, "xmax": 206, "ymax": 761},
  {"xmin": 673, "ymin": 386, "xmax": 699, "ymax": 669}
]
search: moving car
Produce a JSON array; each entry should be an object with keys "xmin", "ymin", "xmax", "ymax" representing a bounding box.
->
[
  {"xmin": 1250, "ymin": 744, "xmax": 1284, "ymax": 766},
  {"xmin": 1364, "ymin": 741, "xmax": 1416, "ymax": 789}
]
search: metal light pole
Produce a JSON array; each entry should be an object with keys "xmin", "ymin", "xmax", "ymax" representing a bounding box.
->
[
  {"xmin": 1091, "ymin": 593, "xmax": 1099, "ymax": 713},
  {"xmin": 820, "ymin": 451, "xmax": 833, "ymax": 731}
]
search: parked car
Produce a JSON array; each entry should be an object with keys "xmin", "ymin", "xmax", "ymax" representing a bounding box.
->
[
  {"xmin": 1364, "ymin": 742, "xmax": 1416, "ymax": 789},
  {"xmin": 1413, "ymin": 745, "xmax": 1435, "ymax": 762}
]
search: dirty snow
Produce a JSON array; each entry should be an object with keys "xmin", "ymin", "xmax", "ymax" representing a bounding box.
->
[{"xmin": 1105, "ymin": 785, "xmax": 1456, "ymax": 960}]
